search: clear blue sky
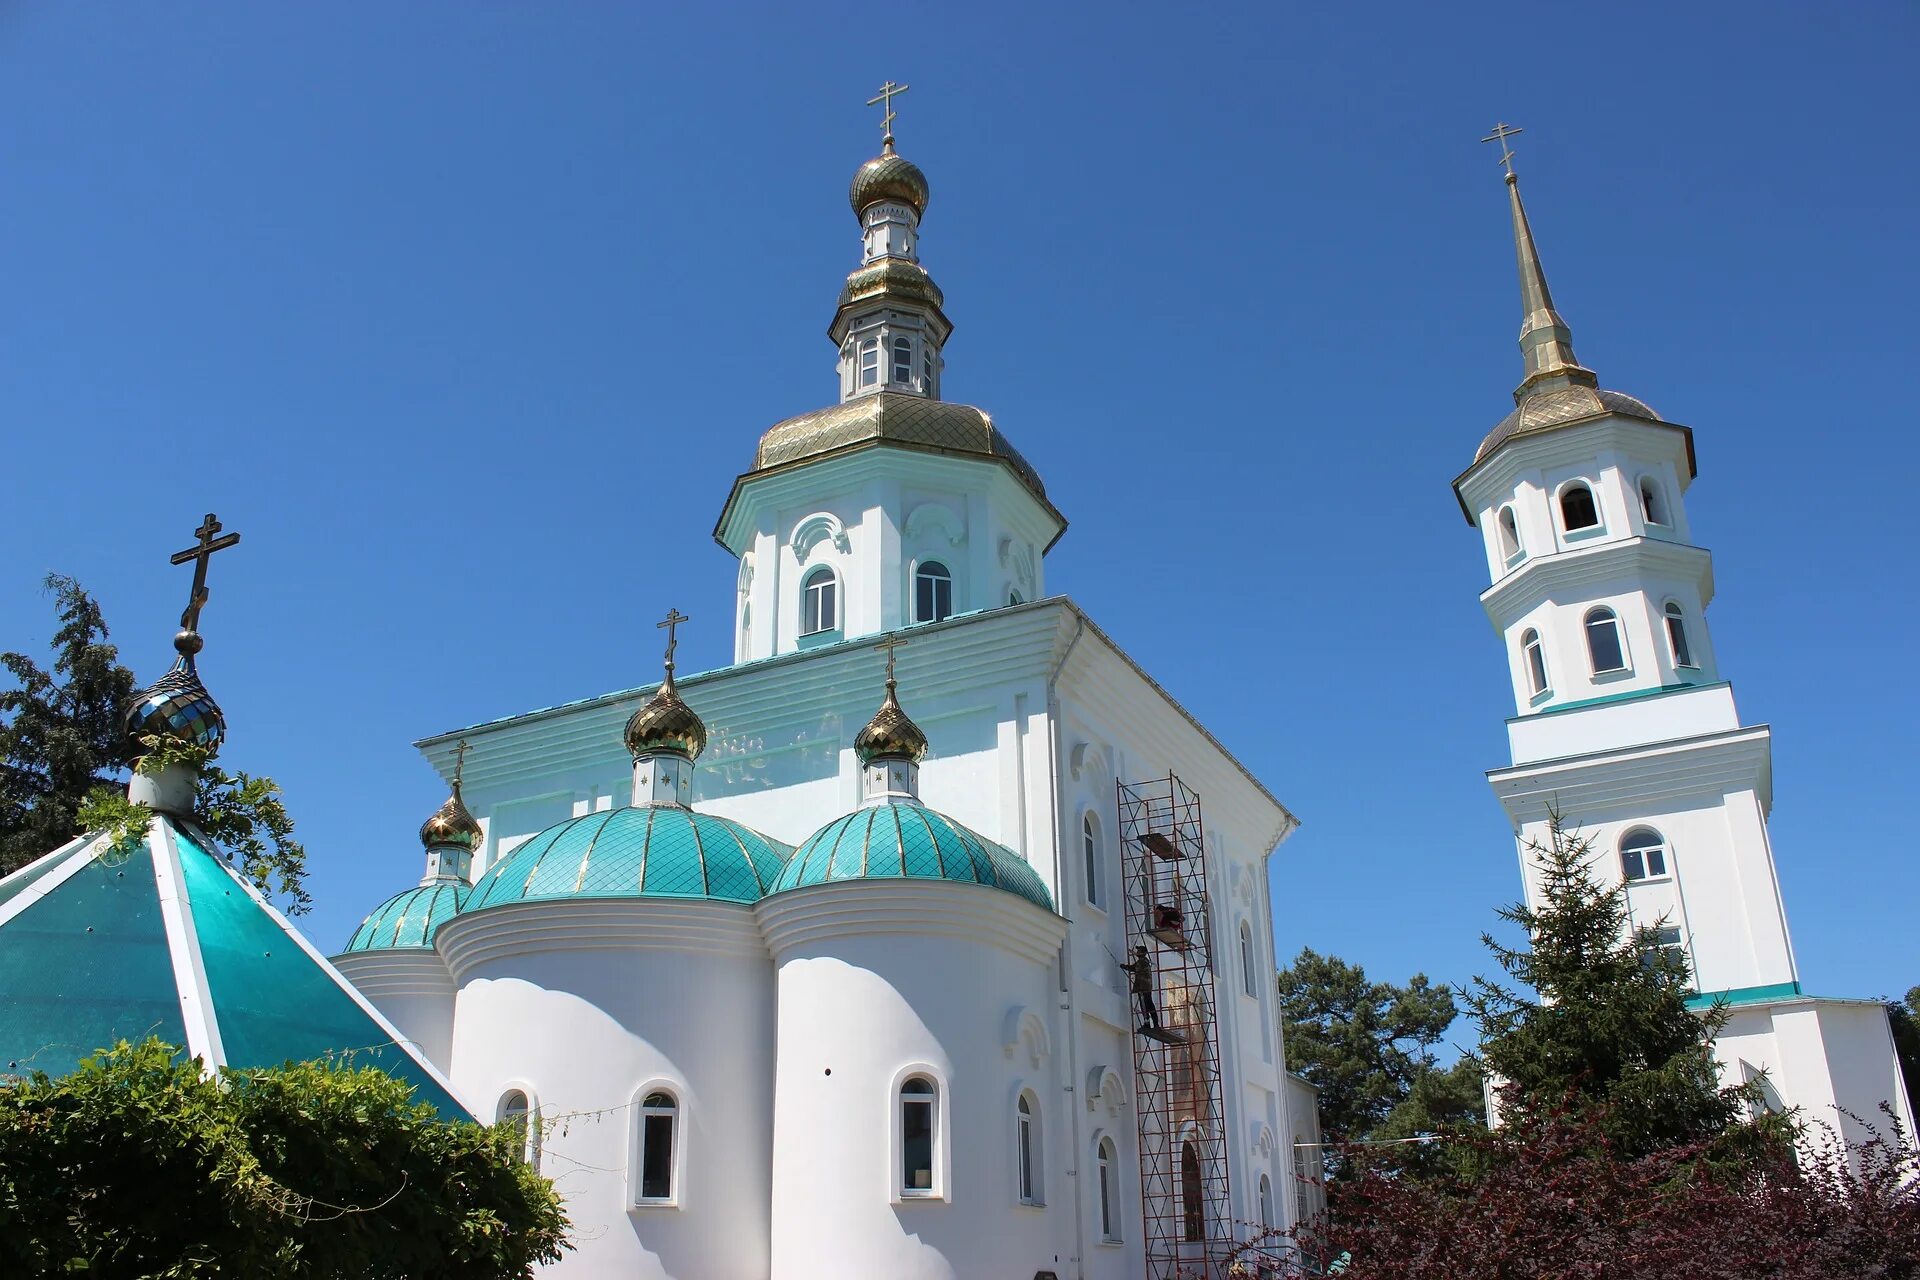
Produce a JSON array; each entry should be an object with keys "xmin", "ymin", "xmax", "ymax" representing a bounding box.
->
[{"xmin": 4, "ymin": 3, "xmax": 1915, "ymax": 1038}]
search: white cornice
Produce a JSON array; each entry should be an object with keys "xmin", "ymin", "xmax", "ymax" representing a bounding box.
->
[
  {"xmin": 755, "ymin": 879, "xmax": 1067, "ymax": 965},
  {"xmin": 330, "ymin": 949, "xmax": 454, "ymax": 999},
  {"xmin": 1481, "ymin": 535, "xmax": 1715, "ymax": 624},
  {"xmin": 1488, "ymin": 724, "xmax": 1773, "ymax": 820},
  {"xmin": 436, "ymin": 898, "xmax": 768, "ymax": 979},
  {"xmin": 1455, "ymin": 415, "xmax": 1696, "ymax": 522}
]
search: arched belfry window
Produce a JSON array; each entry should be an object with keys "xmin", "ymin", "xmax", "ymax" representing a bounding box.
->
[
  {"xmin": 1083, "ymin": 813, "xmax": 1101, "ymax": 907},
  {"xmin": 1521, "ymin": 628, "xmax": 1550, "ymax": 697},
  {"xmin": 1180, "ymin": 1140, "xmax": 1204, "ymax": 1242},
  {"xmin": 802, "ymin": 566, "xmax": 838, "ymax": 636},
  {"xmin": 914, "ymin": 561, "xmax": 953, "ymax": 624},
  {"xmin": 858, "ymin": 337, "xmax": 880, "ymax": 388},
  {"xmin": 498, "ymin": 1089, "xmax": 535, "ymax": 1166},
  {"xmin": 1015, "ymin": 1093, "xmax": 1042, "ymax": 1205},
  {"xmin": 1639, "ymin": 477, "xmax": 1670, "ymax": 526},
  {"xmin": 1584, "ymin": 607, "xmax": 1627, "ymax": 674},
  {"xmin": 892, "ymin": 335, "xmax": 914, "ymax": 386},
  {"xmin": 900, "ymin": 1076, "xmax": 937, "ymax": 1196},
  {"xmin": 1560, "ymin": 482, "xmax": 1601, "ymax": 533},
  {"xmin": 1620, "ymin": 828, "xmax": 1669, "ymax": 882},
  {"xmin": 636, "ymin": 1090, "xmax": 678, "ymax": 1204},
  {"xmin": 1664, "ymin": 602, "xmax": 1697, "ymax": 669},
  {"xmin": 1497, "ymin": 506, "xmax": 1523, "ymax": 564}
]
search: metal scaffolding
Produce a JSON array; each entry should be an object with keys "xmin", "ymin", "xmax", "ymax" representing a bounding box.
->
[{"xmin": 1118, "ymin": 772, "xmax": 1233, "ymax": 1278}]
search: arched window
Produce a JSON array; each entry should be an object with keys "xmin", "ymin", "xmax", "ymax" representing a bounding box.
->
[
  {"xmin": 635, "ymin": 1090, "xmax": 678, "ymax": 1204},
  {"xmin": 1584, "ymin": 607, "xmax": 1626, "ymax": 674},
  {"xmin": 892, "ymin": 335, "xmax": 914, "ymax": 385},
  {"xmin": 900, "ymin": 1076, "xmax": 937, "ymax": 1196},
  {"xmin": 858, "ymin": 337, "xmax": 879, "ymax": 388},
  {"xmin": 498, "ymin": 1089, "xmax": 534, "ymax": 1165},
  {"xmin": 1082, "ymin": 813, "xmax": 1101, "ymax": 907},
  {"xmin": 801, "ymin": 566, "xmax": 838, "ymax": 636},
  {"xmin": 1258, "ymin": 1172, "xmax": 1275, "ymax": 1229},
  {"xmin": 1497, "ymin": 505, "xmax": 1523, "ymax": 564},
  {"xmin": 1640, "ymin": 477, "xmax": 1669, "ymax": 526},
  {"xmin": 1096, "ymin": 1137, "xmax": 1118, "ymax": 1241},
  {"xmin": 1239, "ymin": 922, "xmax": 1258, "ymax": 997},
  {"xmin": 1015, "ymin": 1093, "xmax": 1041, "ymax": 1205},
  {"xmin": 1008, "ymin": 590, "xmax": 1023, "ymax": 606},
  {"xmin": 1521, "ymin": 628, "xmax": 1550, "ymax": 697},
  {"xmin": 914, "ymin": 561, "xmax": 952, "ymax": 623},
  {"xmin": 1664, "ymin": 602, "xmax": 1696, "ymax": 669},
  {"xmin": 1180, "ymin": 1140, "xmax": 1204, "ymax": 1242},
  {"xmin": 1620, "ymin": 827, "xmax": 1669, "ymax": 882},
  {"xmin": 1293, "ymin": 1146, "xmax": 1312, "ymax": 1226},
  {"xmin": 1560, "ymin": 482, "xmax": 1601, "ymax": 532}
]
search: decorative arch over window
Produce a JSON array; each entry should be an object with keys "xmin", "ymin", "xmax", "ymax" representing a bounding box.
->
[
  {"xmin": 1639, "ymin": 476, "xmax": 1669, "ymax": 527},
  {"xmin": 497, "ymin": 1088, "xmax": 537, "ymax": 1166},
  {"xmin": 633, "ymin": 1088, "xmax": 680, "ymax": 1206},
  {"xmin": 1180, "ymin": 1139, "xmax": 1204, "ymax": 1242},
  {"xmin": 1239, "ymin": 921, "xmax": 1258, "ymax": 997},
  {"xmin": 1015, "ymin": 1091, "xmax": 1043, "ymax": 1205},
  {"xmin": 790, "ymin": 511, "xmax": 850, "ymax": 563},
  {"xmin": 1521, "ymin": 627, "xmax": 1551, "ymax": 697},
  {"xmin": 1559, "ymin": 481, "xmax": 1602, "ymax": 533},
  {"xmin": 1583, "ymin": 606, "xmax": 1627, "ymax": 674},
  {"xmin": 1082, "ymin": 812, "xmax": 1102, "ymax": 908},
  {"xmin": 1096, "ymin": 1135, "xmax": 1120, "ymax": 1241},
  {"xmin": 1663, "ymin": 602, "xmax": 1697, "ymax": 669},
  {"xmin": 1620, "ymin": 827, "xmax": 1669, "ymax": 882},
  {"xmin": 801, "ymin": 566, "xmax": 839, "ymax": 637},
  {"xmin": 905, "ymin": 502, "xmax": 965, "ymax": 548},
  {"xmin": 1497, "ymin": 505, "xmax": 1523, "ymax": 564},
  {"xmin": 1085, "ymin": 1064, "xmax": 1125, "ymax": 1116},
  {"xmin": 913, "ymin": 561, "xmax": 953, "ymax": 623},
  {"xmin": 1001, "ymin": 1005, "xmax": 1051, "ymax": 1067},
  {"xmin": 895, "ymin": 1070, "xmax": 944, "ymax": 1200}
]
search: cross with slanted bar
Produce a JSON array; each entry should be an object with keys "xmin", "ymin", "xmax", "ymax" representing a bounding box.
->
[
  {"xmin": 658, "ymin": 608, "xmax": 689, "ymax": 674},
  {"xmin": 169, "ymin": 513, "xmax": 241, "ymax": 635},
  {"xmin": 874, "ymin": 632, "xmax": 908, "ymax": 686},
  {"xmin": 866, "ymin": 81, "xmax": 910, "ymax": 140},
  {"xmin": 453, "ymin": 738, "xmax": 471, "ymax": 788},
  {"xmin": 1481, "ymin": 121, "xmax": 1524, "ymax": 177}
]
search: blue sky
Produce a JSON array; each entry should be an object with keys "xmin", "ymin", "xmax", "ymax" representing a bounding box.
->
[{"xmin": 3, "ymin": 3, "xmax": 1915, "ymax": 1037}]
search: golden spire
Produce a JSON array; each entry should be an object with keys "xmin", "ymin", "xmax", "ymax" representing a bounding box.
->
[{"xmin": 1480, "ymin": 122, "xmax": 1598, "ymax": 402}]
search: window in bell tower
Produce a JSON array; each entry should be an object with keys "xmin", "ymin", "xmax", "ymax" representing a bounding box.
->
[
  {"xmin": 1521, "ymin": 628, "xmax": 1550, "ymax": 697},
  {"xmin": 914, "ymin": 562, "xmax": 952, "ymax": 623},
  {"xmin": 1664, "ymin": 602, "xmax": 1696, "ymax": 669},
  {"xmin": 1584, "ymin": 607, "xmax": 1627, "ymax": 674},
  {"xmin": 1497, "ymin": 506, "xmax": 1523, "ymax": 566},
  {"xmin": 802, "ymin": 567, "xmax": 839, "ymax": 636},
  {"xmin": 1559, "ymin": 482, "xmax": 1601, "ymax": 533},
  {"xmin": 892, "ymin": 336, "xmax": 914, "ymax": 385},
  {"xmin": 1640, "ymin": 477, "xmax": 1669, "ymax": 527},
  {"xmin": 859, "ymin": 338, "xmax": 879, "ymax": 388}
]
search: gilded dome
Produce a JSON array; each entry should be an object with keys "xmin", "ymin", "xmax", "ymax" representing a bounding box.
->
[
  {"xmin": 1476, "ymin": 386, "xmax": 1664, "ymax": 462},
  {"xmin": 854, "ymin": 681, "xmax": 928, "ymax": 765},
  {"xmin": 770, "ymin": 804, "xmax": 1053, "ymax": 911},
  {"xmin": 850, "ymin": 146, "xmax": 929, "ymax": 219},
  {"xmin": 419, "ymin": 786, "xmax": 482, "ymax": 852},
  {"xmin": 623, "ymin": 677, "xmax": 708, "ymax": 760}
]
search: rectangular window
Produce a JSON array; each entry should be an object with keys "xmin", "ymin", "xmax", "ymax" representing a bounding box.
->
[
  {"xmin": 1098, "ymin": 1157, "xmax": 1113, "ymax": 1237},
  {"xmin": 639, "ymin": 1113, "xmax": 673, "ymax": 1201},
  {"xmin": 1017, "ymin": 1114, "xmax": 1034, "ymax": 1203},
  {"xmin": 859, "ymin": 339, "xmax": 879, "ymax": 387},
  {"xmin": 902, "ymin": 1097, "xmax": 934, "ymax": 1193},
  {"xmin": 803, "ymin": 575, "xmax": 837, "ymax": 636}
]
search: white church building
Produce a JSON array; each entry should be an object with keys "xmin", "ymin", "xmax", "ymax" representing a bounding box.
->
[
  {"xmin": 1453, "ymin": 144, "xmax": 1916, "ymax": 1152},
  {"xmin": 334, "ymin": 113, "xmax": 1314, "ymax": 1280}
]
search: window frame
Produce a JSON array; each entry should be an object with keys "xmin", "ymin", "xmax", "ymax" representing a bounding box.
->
[
  {"xmin": 801, "ymin": 566, "xmax": 839, "ymax": 637},
  {"xmin": 1639, "ymin": 476, "xmax": 1670, "ymax": 527},
  {"xmin": 1583, "ymin": 606, "xmax": 1629, "ymax": 675},
  {"xmin": 497, "ymin": 1087, "xmax": 538, "ymax": 1167},
  {"xmin": 1096, "ymin": 1136, "xmax": 1120, "ymax": 1243},
  {"xmin": 1520, "ymin": 627, "xmax": 1551, "ymax": 698},
  {"xmin": 1497, "ymin": 504, "xmax": 1524, "ymax": 567},
  {"xmin": 858, "ymin": 337, "xmax": 880, "ymax": 388},
  {"xmin": 631, "ymin": 1086, "xmax": 682, "ymax": 1208},
  {"xmin": 892, "ymin": 335, "xmax": 914, "ymax": 386},
  {"xmin": 892, "ymin": 1068, "xmax": 948, "ymax": 1203},
  {"xmin": 1082, "ymin": 812, "xmax": 1102, "ymax": 909},
  {"xmin": 1558, "ymin": 480, "xmax": 1604, "ymax": 537},
  {"xmin": 1014, "ymin": 1091, "xmax": 1043, "ymax": 1206},
  {"xmin": 913, "ymin": 560, "xmax": 953, "ymax": 624},
  {"xmin": 1258, "ymin": 1172, "xmax": 1275, "ymax": 1230},
  {"xmin": 1663, "ymin": 601, "xmax": 1697, "ymax": 669},
  {"xmin": 1239, "ymin": 921, "xmax": 1258, "ymax": 998},
  {"xmin": 1180, "ymin": 1138, "xmax": 1205, "ymax": 1243},
  {"xmin": 1619, "ymin": 827, "xmax": 1671, "ymax": 884}
]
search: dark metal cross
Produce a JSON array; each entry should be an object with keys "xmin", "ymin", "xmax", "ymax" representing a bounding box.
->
[
  {"xmin": 1481, "ymin": 121, "xmax": 1524, "ymax": 177},
  {"xmin": 874, "ymin": 632, "xmax": 908, "ymax": 686},
  {"xmin": 168, "ymin": 512, "xmax": 241, "ymax": 634},
  {"xmin": 453, "ymin": 738, "xmax": 471, "ymax": 788},
  {"xmin": 658, "ymin": 608, "xmax": 689, "ymax": 674},
  {"xmin": 866, "ymin": 81, "xmax": 910, "ymax": 140}
]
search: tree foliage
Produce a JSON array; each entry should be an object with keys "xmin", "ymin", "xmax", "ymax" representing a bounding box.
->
[
  {"xmin": 1, "ymin": 575, "xmax": 309, "ymax": 911},
  {"xmin": 0, "ymin": 1038, "xmax": 570, "ymax": 1278},
  {"xmin": 1277, "ymin": 948, "xmax": 1484, "ymax": 1165}
]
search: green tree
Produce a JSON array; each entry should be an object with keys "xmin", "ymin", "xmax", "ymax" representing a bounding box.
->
[
  {"xmin": 1462, "ymin": 813, "xmax": 1782, "ymax": 1160},
  {"xmin": 1278, "ymin": 948, "xmax": 1485, "ymax": 1159},
  {"xmin": 1888, "ymin": 986, "xmax": 1920, "ymax": 1120},
  {"xmin": 2, "ymin": 575, "xmax": 309, "ymax": 911},
  {"xmin": 0, "ymin": 1037, "xmax": 570, "ymax": 1278}
]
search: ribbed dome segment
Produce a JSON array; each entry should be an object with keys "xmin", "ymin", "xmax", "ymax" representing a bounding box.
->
[
  {"xmin": 341, "ymin": 881, "xmax": 471, "ymax": 952},
  {"xmin": 850, "ymin": 146, "xmax": 929, "ymax": 219},
  {"xmin": 126, "ymin": 649, "xmax": 224, "ymax": 755},
  {"xmin": 466, "ymin": 807, "xmax": 790, "ymax": 909},
  {"xmin": 770, "ymin": 804, "xmax": 1053, "ymax": 911},
  {"xmin": 419, "ymin": 787, "xmax": 482, "ymax": 852},
  {"xmin": 623, "ymin": 678, "xmax": 708, "ymax": 760}
]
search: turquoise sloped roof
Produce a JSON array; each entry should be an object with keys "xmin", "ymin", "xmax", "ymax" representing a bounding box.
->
[
  {"xmin": 467, "ymin": 806, "xmax": 791, "ymax": 910},
  {"xmin": 341, "ymin": 880, "xmax": 471, "ymax": 953},
  {"xmin": 771, "ymin": 803, "xmax": 1054, "ymax": 911}
]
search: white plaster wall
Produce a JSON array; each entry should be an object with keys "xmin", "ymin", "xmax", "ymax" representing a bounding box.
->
[
  {"xmin": 440, "ymin": 903, "xmax": 775, "ymax": 1280},
  {"xmin": 329, "ymin": 950, "xmax": 457, "ymax": 1073},
  {"xmin": 1716, "ymin": 1000, "xmax": 1917, "ymax": 1157}
]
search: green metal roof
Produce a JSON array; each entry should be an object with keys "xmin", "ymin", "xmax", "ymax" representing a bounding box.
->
[
  {"xmin": 467, "ymin": 806, "xmax": 791, "ymax": 910},
  {"xmin": 770, "ymin": 803, "xmax": 1054, "ymax": 911},
  {"xmin": 341, "ymin": 881, "xmax": 471, "ymax": 953}
]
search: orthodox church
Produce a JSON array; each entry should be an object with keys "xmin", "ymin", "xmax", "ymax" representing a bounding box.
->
[
  {"xmin": 1454, "ymin": 132, "xmax": 1915, "ymax": 1151},
  {"xmin": 333, "ymin": 98, "xmax": 1312, "ymax": 1280}
]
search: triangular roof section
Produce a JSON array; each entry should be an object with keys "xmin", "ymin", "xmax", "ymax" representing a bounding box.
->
[{"xmin": 0, "ymin": 815, "xmax": 471, "ymax": 1119}]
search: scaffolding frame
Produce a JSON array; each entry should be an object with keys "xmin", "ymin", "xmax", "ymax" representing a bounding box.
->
[{"xmin": 1118, "ymin": 772, "xmax": 1233, "ymax": 1278}]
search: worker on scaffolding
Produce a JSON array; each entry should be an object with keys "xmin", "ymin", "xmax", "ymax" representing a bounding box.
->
[{"xmin": 1127, "ymin": 944, "xmax": 1162, "ymax": 1034}]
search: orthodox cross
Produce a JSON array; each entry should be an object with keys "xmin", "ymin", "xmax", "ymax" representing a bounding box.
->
[
  {"xmin": 453, "ymin": 738, "xmax": 471, "ymax": 789},
  {"xmin": 1481, "ymin": 121, "xmax": 1524, "ymax": 177},
  {"xmin": 168, "ymin": 512, "xmax": 241, "ymax": 634},
  {"xmin": 874, "ymin": 632, "xmax": 907, "ymax": 687},
  {"xmin": 658, "ymin": 608, "xmax": 689, "ymax": 675},
  {"xmin": 867, "ymin": 80, "xmax": 910, "ymax": 141}
]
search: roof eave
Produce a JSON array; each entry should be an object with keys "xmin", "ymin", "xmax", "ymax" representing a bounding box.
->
[{"xmin": 1450, "ymin": 412, "xmax": 1695, "ymax": 524}]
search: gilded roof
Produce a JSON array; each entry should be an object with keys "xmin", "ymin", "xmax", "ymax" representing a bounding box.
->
[
  {"xmin": 752, "ymin": 393, "xmax": 1049, "ymax": 503},
  {"xmin": 850, "ymin": 149, "xmax": 929, "ymax": 219},
  {"xmin": 837, "ymin": 259, "xmax": 945, "ymax": 312},
  {"xmin": 624, "ymin": 678, "xmax": 708, "ymax": 760},
  {"xmin": 419, "ymin": 787, "xmax": 482, "ymax": 852},
  {"xmin": 1476, "ymin": 386, "xmax": 1664, "ymax": 462},
  {"xmin": 854, "ymin": 684, "xmax": 928, "ymax": 765}
]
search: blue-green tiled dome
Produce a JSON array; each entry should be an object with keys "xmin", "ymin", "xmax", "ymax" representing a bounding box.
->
[
  {"xmin": 466, "ymin": 807, "xmax": 790, "ymax": 910},
  {"xmin": 341, "ymin": 881, "xmax": 471, "ymax": 953},
  {"xmin": 771, "ymin": 804, "xmax": 1054, "ymax": 911}
]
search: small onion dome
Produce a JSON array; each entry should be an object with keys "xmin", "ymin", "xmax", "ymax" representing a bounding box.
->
[
  {"xmin": 125, "ymin": 635, "xmax": 224, "ymax": 755},
  {"xmin": 465, "ymin": 807, "xmax": 791, "ymax": 909},
  {"xmin": 849, "ymin": 145, "xmax": 930, "ymax": 220},
  {"xmin": 419, "ymin": 787, "xmax": 482, "ymax": 852},
  {"xmin": 623, "ymin": 676, "xmax": 708, "ymax": 760},
  {"xmin": 854, "ymin": 680, "xmax": 928, "ymax": 765},
  {"xmin": 341, "ymin": 881, "xmax": 470, "ymax": 953},
  {"xmin": 770, "ymin": 804, "xmax": 1054, "ymax": 911}
]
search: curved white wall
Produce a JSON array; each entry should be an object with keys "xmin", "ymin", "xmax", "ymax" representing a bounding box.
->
[
  {"xmin": 437, "ymin": 900, "xmax": 776, "ymax": 1280},
  {"xmin": 330, "ymin": 949, "xmax": 457, "ymax": 1073},
  {"xmin": 758, "ymin": 881, "xmax": 1071, "ymax": 1280}
]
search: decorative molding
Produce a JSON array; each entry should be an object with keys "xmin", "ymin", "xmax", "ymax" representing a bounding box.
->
[
  {"xmin": 1001, "ymin": 1004, "xmax": 1052, "ymax": 1067},
  {"xmin": 905, "ymin": 502, "xmax": 965, "ymax": 549},
  {"xmin": 736, "ymin": 553, "xmax": 755, "ymax": 596},
  {"xmin": 1086, "ymin": 1064, "xmax": 1126, "ymax": 1115},
  {"xmin": 1252, "ymin": 1121, "xmax": 1276, "ymax": 1159},
  {"xmin": 999, "ymin": 537, "xmax": 1035, "ymax": 594},
  {"xmin": 791, "ymin": 512, "xmax": 850, "ymax": 563},
  {"xmin": 1069, "ymin": 739, "xmax": 1111, "ymax": 785}
]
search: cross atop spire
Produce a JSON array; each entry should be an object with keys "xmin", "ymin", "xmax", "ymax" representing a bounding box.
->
[
  {"xmin": 1480, "ymin": 124, "xmax": 1598, "ymax": 401},
  {"xmin": 453, "ymin": 738, "xmax": 470, "ymax": 790},
  {"xmin": 657, "ymin": 607, "xmax": 689, "ymax": 678},
  {"xmin": 874, "ymin": 632, "xmax": 908, "ymax": 689},
  {"xmin": 1481, "ymin": 121, "xmax": 1523, "ymax": 179},
  {"xmin": 867, "ymin": 80, "xmax": 910, "ymax": 148},
  {"xmin": 168, "ymin": 513, "xmax": 241, "ymax": 643}
]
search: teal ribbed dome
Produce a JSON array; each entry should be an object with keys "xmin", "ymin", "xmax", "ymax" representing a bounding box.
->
[
  {"xmin": 342, "ymin": 881, "xmax": 471, "ymax": 953},
  {"xmin": 771, "ymin": 805, "xmax": 1053, "ymax": 911},
  {"xmin": 467, "ymin": 807, "xmax": 790, "ymax": 910}
]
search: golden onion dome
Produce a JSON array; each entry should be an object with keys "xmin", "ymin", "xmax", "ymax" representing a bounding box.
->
[
  {"xmin": 419, "ymin": 785, "xmax": 482, "ymax": 852},
  {"xmin": 854, "ymin": 679, "xmax": 928, "ymax": 765},
  {"xmin": 624, "ymin": 675, "xmax": 708, "ymax": 761},
  {"xmin": 849, "ymin": 144, "xmax": 929, "ymax": 220}
]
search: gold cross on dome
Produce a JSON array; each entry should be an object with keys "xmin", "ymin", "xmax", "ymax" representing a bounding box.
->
[
  {"xmin": 453, "ymin": 738, "xmax": 471, "ymax": 788},
  {"xmin": 657, "ymin": 608, "xmax": 689, "ymax": 673},
  {"xmin": 874, "ymin": 632, "xmax": 908, "ymax": 686},
  {"xmin": 1481, "ymin": 121, "xmax": 1524, "ymax": 177},
  {"xmin": 168, "ymin": 512, "xmax": 241, "ymax": 635},
  {"xmin": 866, "ymin": 80, "xmax": 910, "ymax": 141}
]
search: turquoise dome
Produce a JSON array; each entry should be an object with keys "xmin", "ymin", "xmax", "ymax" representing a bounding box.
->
[
  {"xmin": 771, "ymin": 804, "xmax": 1054, "ymax": 911},
  {"xmin": 342, "ymin": 881, "xmax": 471, "ymax": 953},
  {"xmin": 466, "ymin": 807, "xmax": 790, "ymax": 909}
]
